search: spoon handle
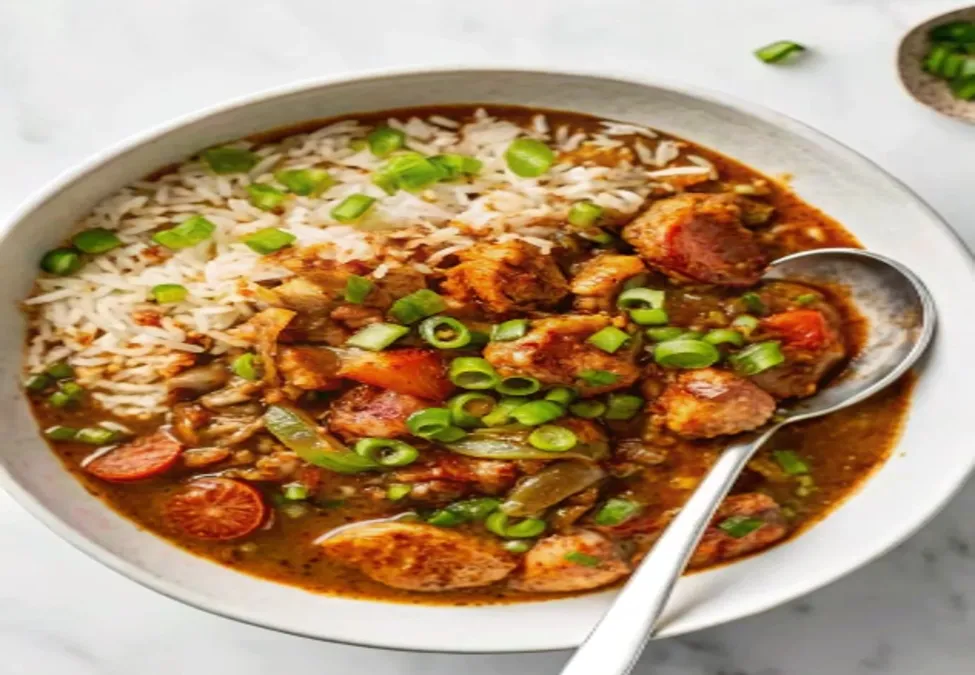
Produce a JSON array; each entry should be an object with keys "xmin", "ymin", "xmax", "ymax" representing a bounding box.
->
[{"xmin": 559, "ymin": 426, "xmax": 779, "ymax": 675}]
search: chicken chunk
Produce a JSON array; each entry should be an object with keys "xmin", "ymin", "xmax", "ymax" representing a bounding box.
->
[
  {"xmin": 509, "ymin": 529, "xmax": 629, "ymax": 592},
  {"xmin": 328, "ymin": 385, "xmax": 428, "ymax": 441},
  {"xmin": 441, "ymin": 241, "xmax": 569, "ymax": 314},
  {"xmin": 277, "ymin": 346, "xmax": 342, "ymax": 391},
  {"xmin": 570, "ymin": 254, "xmax": 647, "ymax": 312},
  {"xmin": 483, "ymin": 315, "xmax": 640, "ymax": 395},
  {"xmin": 319, "ymin": 521, "xmax": 517, "ymax": 591},
  {"xmin": 750, "ymin": 309, "xmax": 846, "ymax": 399},
  {"xmin": 622, "ymin": 193, "xmax": 766, "ymax": 287},
  {"xmin": 655, "ymin": 368, "xmax": 776, "ymax": 439},
  {"xmin": 337, "ymin": 348, "xmax": 454, "ymax": 401}
]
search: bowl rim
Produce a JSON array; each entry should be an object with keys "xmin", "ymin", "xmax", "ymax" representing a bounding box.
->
[{"xmin": 2, "ymin": 65, "xmax": 974, "ymax": 654}]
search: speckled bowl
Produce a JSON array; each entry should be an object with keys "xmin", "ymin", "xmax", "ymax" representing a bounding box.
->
[
  {"xmin": 1, "ymin": 68, "xmax": 974, "ymax": 653},
  {"xmin": 898, "ymin": 6, "xmax": 975, "ymax": 122}
]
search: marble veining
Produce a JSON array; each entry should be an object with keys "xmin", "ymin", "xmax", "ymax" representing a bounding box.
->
[{"xmin": 2, "ymin": 0, "xmax": 975, "ymax": 673}]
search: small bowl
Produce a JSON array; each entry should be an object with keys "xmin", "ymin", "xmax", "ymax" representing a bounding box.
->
[{"xmin": 898, "ymin": 6, "xmax": 975, "ymax": 122}]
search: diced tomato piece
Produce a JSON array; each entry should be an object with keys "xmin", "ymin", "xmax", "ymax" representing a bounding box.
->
[
  {"xmin": 337, "ymin": 348, "xmax": 454, "ymax": 401},
  {"xmin": 164, "ymin": 478, "xmax": 267, "ymax": 540},
  {"xmin": 760, "ymin": 310, "xmax": 834, "ymax": 351},
  {"xmin": 85, "ymin": 431, "xmax": 183, "ymax": 482}
]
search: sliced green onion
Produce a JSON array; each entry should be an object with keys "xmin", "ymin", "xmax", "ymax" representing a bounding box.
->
[
  {"xmin": 354, "ymin": 438, "xmax": 419, "ymax": 467},
  {"xmin": 577, "ymin": 228, "xmax": 615, "ymax": 246},
  {"xmin": 729, "ymin": 341, "xmax": 785, "ymax": 376},
  {"xmin": 732, "ymin": 314, "xmax": 760, "ymax": 336},
  {"xmin": 446, "ymin": 497, "xmax": 501, "ymax": 522},
  {"xmin": 428, "ymin": 509, "xmax": 465, "ymax": 527},
  {"xmin": 646, "ymin": 326, "xmax": 684, "ymax": 342},
  {"xmin": 345, "ymin": 322, "xmax": 410, "ymax": 351},
  {"xmin": 468, "ymin": 330, "xmax": 491, "ymax": 348},
  {"xmin": 73, "ymin": 228, "xmax": 121, "ymax": 254},
  {"xmin": 447, "ymin": 392, "xmax": 497, "ymax": 428},
  {"xmin": 344, "ymin": 275, "xmax": 374, "ymax": 304},
  {"xmin": 604, "ymin": 393, "xmax": 644, "ymax": 420},
  {"xmin": 681, "ymin": 330, "xmax": 704, "ymax": 340},
  {"xmin": 429, "ymin": 426, "xmax": 468, "ymax": 442},
  {"xmin": 485, "ymin": 511, "xmax": 546, "ymax": 539},
  {"xmin": 390, "ymin": 289, "xmax": 447, "ymax": 324},
  {"xmin": 406, "ymin": 408, "xmax": 452, "ymax": 437},
  {"xmin": 152, "ymin": 215, "xmax": 216, "ymax": 250},
  {"xmin": 496, "ymin": 375, "xmax": 541, "ymax": 396},
  {"xmin": 795, "ymin": 293, "xmax": 818, "ymax": 306},
  {"xmin": 629, "ymin": 308, "xmax": 669, "ymax": 326},
  {"xmin": 503, "ymin": 540, "xmax": 532, "ymax": 554},
  {"xmin": 230, "ymin": 353, "xmax": 261, "ymax": 381},
  {"xmin": 45, "ymin": 362, "xmax": 75, "ymax": 379},
  {"xmin": 44, "ymin": 425, "xmax": 79, "ymax": 441},
  {"xmin": 151, "ymin": 283, "xmax": 188, "ymax": 304},
  {"xmin": 283, "ymin": 483, "xmax": 309, "ymax": 500},
  {"xmin": 703, "ymin": 328, "xmax": 745, "ymax": 347},
  {"xmin": 754, "ymin": 40, "xmax": 806, "ymax": 64},
  {"xmin": 587, "ymin": 326, "xmax": 631, "ymax": 354},
  {"xmin": 618, "ymin": 287, "xmax": 665, "ymax": 310},
  {"xmin": 246, "ymin": 184, "xmax": 286, "ymax": 211},
  {"xmin": 40, "ymin": 249, "xmax": 82, "ymax": 276},
  {"xmin": 653, "ymin": 339, "xmax": 721, "ymax": 369},
  {"xmin": 367, "ymin": 126, "xmax": 406, "ymax": 157},
  {"xmin": 569, "ymin": 399, "xmax": 607, "ymax": 419},
  {"xmin": 773, "ymin": 450, "xmax": 809, "ymax": 475},
  {"xmin": 331, "ymin": 194, "xmax": 376, "ymax": 223},
  {"xmin": 374, "ymin": 152, "xmax": 445, "ymax": 193},
  {"xmin": 449, "ymin": 357, "xmax": 501, "ymax": 390},
  {"xmin": 930, "ymin": 21, "xmax": 975, "ymax": 44},
  {"xmin": 201, "ymin": 147, "xmax": 257, "ymax": 174},
  {"xmin": 510, "ymin": 400, "xmax": 563, "ymax": 426},
  {"xmin": 481, "ymin": 396, "xmax": 527, "ymax": 427},
  {"xmin": 505, "ymin": 138, "xmax": 555, "ymax": 178},
  {"xmin": 564, "ymin": 551, "xmax": 601, "ymax": 567},
  {"xmin": 578, "ymin": 369, "xmax": 620, "ymax": 387},
  {"xmin": 740, "ymin": 292, "xmax": 767, "ymax": 315},
  {"xmin": 594, "ymin": 498, "xmax": 642, "ymax": 526},
  {"xmin": 568, "ymin": 201, "xmax": 603, "ymax": 227},
  {"xmin": 528, "ymin": 425, "xmax": 577, "ymax": 452},
  {"xmin": 386, "ymin": 483, "xmax": 412, "ymax": 501},
  {"xmin": 48, "ymin": 381, "xmax": 84, "ymax": 408},
  {"xmin": 275, "ymin": 168, "xmax": 335, "ymax": 196},
  {"xmin": 491, "ymin": 319, "xmax": 529, "ymax": 342},
  {"xmin": 76, "ymin": 427, "xmax": 118, "ymax": 445},
  {"xmin": 796, "ymin": 474, "xmax": 817, "ymax": 497},
  {"xmin": 952, "ymin": 75, "xmax": 975, "ymax": 101},
  {"xmin": 718, "ymin": 515, "xmax": 765, "ymax": 538},
  {"xmin": 544, "ymin": 387, "xmax": 577, "ymax": 407},
  {"xmin": 25, "ymin": 374, "xmax": 52, "ymax": 393},
  {"xmin": 419, "ymin": 316, "xmax": 472, "ymax": 349},
  {"xmin": 429, "ymin": 153, "xmax": 482, "ymax": 178}
]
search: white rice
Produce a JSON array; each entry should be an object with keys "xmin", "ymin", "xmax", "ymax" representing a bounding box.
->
[{"xmin": 22, "ymin": 109, "xmax": 701, "ymax": 418}]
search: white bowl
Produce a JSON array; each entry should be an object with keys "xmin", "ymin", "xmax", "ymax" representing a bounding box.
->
[{"xmin": 2, "ymin": 68, "xmax": 974, "ymax": 653}]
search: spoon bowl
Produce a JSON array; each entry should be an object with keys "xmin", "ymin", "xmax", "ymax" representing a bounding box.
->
[{"xmin": 561, "ymin": 248, "xmax": 936, "ymax": 675}]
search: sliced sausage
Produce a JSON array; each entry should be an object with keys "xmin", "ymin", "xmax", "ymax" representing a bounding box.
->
[
  {"xmin": 85, "ymin": 430, "xmax": 183, "ymax": 482},
  {"xmin": 277, "ymin": 346, "xmax": 343, "ymax": 392},
  {"xmin": 655, "ymin": 368, "xmax": 776, "ymax": 439},
  {"xmin": 164, "ymin": 477, "xmax": 267, "ymax": 540},
  {"xmin": 328, "ymin": 385, "xmax": 429, "ymax": 441},
  {"xmin": 508, "ymin": 529, "xmax": 629, "ymax": 592}
]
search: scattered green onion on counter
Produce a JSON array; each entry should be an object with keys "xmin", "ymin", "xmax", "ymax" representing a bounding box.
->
[{"xmin": 754, "ymin": 40, "xmax": 806, "ymax": 64}]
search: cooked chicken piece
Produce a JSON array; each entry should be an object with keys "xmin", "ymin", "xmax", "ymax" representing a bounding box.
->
[
  {"xmin": 277, "ymin": 345, "xmax": 342, "ymax": 391},
  {"xmin": 319, "ymin": 521, "xmax": 517, "ymax": 591},
  {"xmin": 273, "ymin": 277, "xmax": 335, "ymax": 314},
  {"xmin": 367, "ymin": 267, "xmax": 427, "ymax": 310},
  {"xmin": 509, "ymin": 529, "xmax": 629, "ymax": 592},
  {"xmin": 442, "ymin": 241, "xmax": 569, "ymax": 314},
  {"xmin": 328, "ymin": 385, "xmax": 429, "ymax": 441},
  {"xmin": 338, "ymin": 348, "xmax": 453, "ymax": 401},
  {"xmin": 230, "ymin": 308, "xmax": 296, "ymax": 387},
  {"xmin": 570, "ymin": 254, "xmax": 647, "ymax": 312},
  {"xmin": 329, "ymin": 304, "xmax": 384, "ymax": 330},
  {"xmin": 483, "ymin": 315, "xmax": 640, "ymax": 395},
  {"xmin": 750, "ymin": 309, "xmax": 846, "ymax": 399},
  {"xmin": 199, "ymin": 379, "xmax": 263, "ymax": 410},
  {"xmin": 171, "ymin": 402, "xmax": 211, "ymax": 445},
  {"xmin": 655, "ymin": 368, "xmax": 776, "ymax": 439},
  {"xmin": 403, "ymin": 480, "xmax": 467, "ymax": 505},
  {"xmin": 622, "ymin": 193, "xmax": 766, "ymax": 287},
  {"xmin": 391, "ymin": 453, "xmax": 518, "ymax": 495}
]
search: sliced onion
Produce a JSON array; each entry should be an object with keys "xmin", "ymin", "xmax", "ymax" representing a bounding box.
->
[{"xmin": 501, "ymin": 461, "xmax": 606, "ymax": 517}]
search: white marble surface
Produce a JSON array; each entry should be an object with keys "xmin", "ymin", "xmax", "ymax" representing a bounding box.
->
[{"xmin": 2, "ymin": 0, "xmax": 974, "ymax": 673}]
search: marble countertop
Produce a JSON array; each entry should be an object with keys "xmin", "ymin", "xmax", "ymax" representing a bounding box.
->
[{"xmin": 2, "ymin": 0, "xmax": 975, "ymax": 673}]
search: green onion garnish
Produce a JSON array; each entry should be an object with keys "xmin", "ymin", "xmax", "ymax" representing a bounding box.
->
[
  {"xmin": 480, "ymin": 396, "xmax": 527, "ymax": 427},
  {"xmin": 201, "ymin": 146, "xmax": 258, "ymax": 174},
  {"xmin": 618, "ymin": 287, "xmax": 665, "ymax": 310},
  {"xmin": 73, "ymin": 228, "xmax": 121, "ymax": 254},
  {"xmin": 152, "ymin": 215, "xmax": 216, "ymax": 250},
  {"xmin": 246, "ymin": 184, "xmax": 286, "ymax": 211},
  {"xmin": 952, "ymin": 75, "xmax": 975, "ymax": 101},
  {"xmin": 406, "ymin": 407, "xmax": 453, "ymax": 437},
  {"xmin": 773, "ymin": 450, "xmax": 809, "ymax": 475},
  {"xmin": 505, "ymin": 138, "xmax": 555, "ymax": 178},
  {"xmin": 594, "ymin": 498, "xmax": 642, "ymax": 526},
  {"xmin": 754, "ymin": 40, "xmax": 806, "ymax": 64},
  {"xmin": 345, "ymin": 322, "xmax": 410, "ymax": 351},
  {"xmin": 563, "ymin": 551, "xmax": 602, "ymax": 567},
  {"xmin": 445, "ymin": 497, "xmax": 501, "ymax": 522},
  {"xmin": 427, "ymin": 509, "xmax": 465, "ymax": 527},
  {"xmin": 510, "ymin": 400, "xmax": 564, "ymax": 426},
  {"xmin": 429, "ymin": 154, "xmax": 483, "ymax": 179},
  {"xmin": 496, "ymin": 375, "xmax": 541, "ymax": 396},
  {"xmin": 795, "ymin": 293, "xmax": 818, "ymax": 306},
  {"xmin": 653, "ymin": 339, "xmax": 721, "ymax": 369},
  {"xmin": 283, "ymin": 483, "xmax": 309, "ymax": 500},
  {"xmin": 331, "ymin": 194, "xmax": 376, "ymax": 223},
  {"xmin": 243, "ymin": 227, "xmax": 296, "ymax": 254},
  {"xmin": 44, "ymin": 425, "xmax": 80, "ymax": 442},
  {"xmin": 367, "ymin": 126, "xmax": 407, "ymax": 157},
  {"xmin": 447, "ymin": 392, "xmax": 497, "ymax": 428},
  {"xmin": 629, "ymin": 308, "xmax": 669, "ymax": 326},
  {"xmin": 485, "ymin": 511, "xmax": 546, "ymax": 539},
  {"xmin": 703, "ymin": 328, "xmax": 745, "ymax": 347},
  {"xmin": 729, "ymin": 341, "xmax": 785, "ymax": 375},
  {"xmin": 40, "ymin": 249, "xmax": 82, "ymax": 276},
  {"xmin": 75, "ymin": 427, "xmax": 119, "ymax": 445},
  {"xmin": 604, "ymin": 393, "xmax": 644, "ymax": 421},
  {"xmin": 491, "ymin": 319, "xmax": 529, "ymax": 342},
  {"xmin": 568, "ymin": 201, "xmax": 603, "ymax": 227},
  {"xmin": 527, "ymin": 424, "xmax": 577, "ymax": 452},
  {"xmin": 429, "ymin": 426, "xmax": 467, "ymax": 442},
  {"xmin": 569, "ymin": 399, "xmax": 606, "ymax": 419},
  {"xmin": 646, "ymin": 326, "xmax": 684, "ymax": 342},
  {"xmin": 731, "ymin": 314, "xmax": 760, "ymax": 336},
  {"xmin": 544, "ymin": 387, "xmax": 577, "ymax": 407},
  {"xmin": 740, "ymin": 292, "xmax": 767, "ymax": 315},
  {"xmin": 578, "ymin": 369, "xmax": 620, "ymax": 387},
  {"xmin": 503, "ymin": 540, "xmax": 532, "ymax": 554},
  {"xmin": 354, "ymin": 438, "xmax": 420, "ymax": 467},
  {"xmin": 449, "ymin": 357, "xmax": 501, "ymax": 390},
  {"xmin": 25, "ymin": 374, "xmax": 52, "ymax": 393},
  {"xmin": 718, "ymin": 515, "xmax": 765, "ymax": 538},
  {"xmin": 373, "ymin": 152, "xmax": 446, "ymax": 193},
  {"xmin": 275, "ymin": 169, "xmax": 335, "ymax": 196},
  {"xmin": 230, "ymin": 353, "xmax": 261, "ymax": 381},
  {"xmin": 390, "ymin": 289, "xmax": 447, "ymax": 324},
  {"xmin": 343, "ymin": 274, "xmax": 374, "ymax": 304},
  {"xmin": 587, "ymin": 326, "xmax": 631, "ymax": 354},
  {"xmin": 151, "ymin": 283, "xmax": 188, "ymax": 304},
  {"xmin": 419, "ymin": 316, "xmax": 472, "ymax": 349},
  {"xmin": 386, "ymin": 483, "xmax": 412, "ymax": 501},
  {"xmin": 45, "ymin": 362, "xmax": 74, "ymax": 380}
]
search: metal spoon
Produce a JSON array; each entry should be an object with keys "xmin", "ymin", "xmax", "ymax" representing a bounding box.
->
[{"xmin": 560, "ymin": 248, "xmax": 936, "ymax": 675}]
